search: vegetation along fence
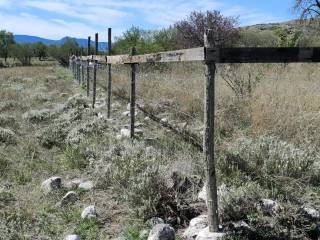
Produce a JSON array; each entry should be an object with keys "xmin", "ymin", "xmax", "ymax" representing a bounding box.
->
[{"xmin": 69, "ymin": 28, "xmax": 320, "ymax": 233}]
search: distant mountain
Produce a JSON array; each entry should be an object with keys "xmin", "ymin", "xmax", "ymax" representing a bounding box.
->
[{"xmin": 14, "ymin": 35, "xmax": 108, "ymax": 52}]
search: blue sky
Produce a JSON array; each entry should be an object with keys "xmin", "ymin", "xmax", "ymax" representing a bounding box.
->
[{"xmin": 0, "ymin": 0, "xmax": 296, "ymax": 40}]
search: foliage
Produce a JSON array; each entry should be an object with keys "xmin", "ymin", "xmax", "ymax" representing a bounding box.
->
[
  {"xmin": 237, "ymin": 29, "xmax": 278, "ymax": 47},
  {"xmin": 112, "ymin": 27, "xmax": 176, "ymax": 54},
  {"xmin": 11, "ymin": 43, "xmax": 34, "ymax": 65},
  {"xmin": 174, "ymin": 10, "xmax": 239, "ymax": 48},
  {"xmin": 0, "ymin": 30, "xmax": 15, "ymax": 62},
  {"xmin": 294, "ymin": 0, "xmax": 320, "ymax": 19},
  {"xmin": 33, "ymin": 42, "xmax": 48, "ymax": 60}
]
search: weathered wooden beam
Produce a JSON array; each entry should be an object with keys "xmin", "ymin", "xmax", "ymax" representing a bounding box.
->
[
  {"xmin": 206, "ymin": 47, "xmax": 320, "ymax": 63},
  {"xmin": 107, "ymin": 28, "xmax": 112, "ymax": 118},
  {"xmin": 204, "ymin": 29, "xmax": 219, "ymax": 233},
  {"xmin": 80, "ymin": 47, "xmax": 204, "ymax": 64},
  {"xmin": 130, "ymin": 47, "xmax": 137, "ymax": 138}
]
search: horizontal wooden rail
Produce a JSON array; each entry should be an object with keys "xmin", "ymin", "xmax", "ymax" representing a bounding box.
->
[
  {"xmin": 80, "ymin": 47, "xmax": 204, "ymax": 64},
  {"xmin": 206, "ymin": 47, "xmax": 320, "ymax": 63},
  {"xmin": 76, "ymin": 47, "xmax": 320, "ymax": 64}
]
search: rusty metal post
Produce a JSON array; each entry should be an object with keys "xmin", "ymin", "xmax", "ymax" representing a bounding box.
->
[{"xmin": 107, "ymin": 28, "xmax": 112, "ymax": 118}]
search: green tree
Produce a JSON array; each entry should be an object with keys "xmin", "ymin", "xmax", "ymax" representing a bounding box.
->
[
  {"xmin": 12, "ymin": 43, "xmax": 34, "ymax": 65},
  {"xmin": 0, "ymin": 30, "xmax": 15, "ymax": 62},
  {"xmin": 56, "ymin": 39, "xmax": 80, "ymax": 66},
  {"xmin": 33, "ymin": 42, "xmax": 47, "ymax": 60}
]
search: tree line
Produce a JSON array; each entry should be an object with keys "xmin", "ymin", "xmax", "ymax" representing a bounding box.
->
[{"xmin": 1, "ymin": 2, "xmax": 319, "ymax": 67}]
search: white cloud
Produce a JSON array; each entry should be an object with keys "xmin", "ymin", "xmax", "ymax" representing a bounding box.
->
[{"xmin": 0, "ymin": 0, "xmax": 286, "ymax": 39}]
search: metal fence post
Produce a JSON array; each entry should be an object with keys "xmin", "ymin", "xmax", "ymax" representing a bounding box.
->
[
  {"xmin": 204, "ymin": 29, "xmax": 219, "ymax": 232},
  {"xmin": 87, "ymin": 59, "xmax": 90, "ymax": 97}
]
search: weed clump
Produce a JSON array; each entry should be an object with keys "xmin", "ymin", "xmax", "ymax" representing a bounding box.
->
[{"xmin": 0, "ymin": 128, "xmax": 16, "ymax": 145}]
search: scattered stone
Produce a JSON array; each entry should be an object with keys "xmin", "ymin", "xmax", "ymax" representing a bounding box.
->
[
  {"xmin": 60, "ymin": 93, "xmax": 68, "ymax": 98},
  {"xmin": 183, "ymin": 215, "xmax": 208, "ymax": 240},
  {"xmin": 81, "ymin": 205, "xmax": 97, "ymax": 219},
  {"xmin": 160, "ymin": 118, "xmax": 168, "ymax": 124},
  {"xmin": 139, "ymin": 229, "xmax": 149, "ymax": 239},
  {"xmin": 195, "ymin": 227, "xmax": 225, "ymax": 240},
  {"xmin": 65, "ymin": 234, "xmax": 80, "ymax": 240},
  {"xmin": 120, "ymin": 128, "xmax": 131, "ymax": 138},
  {"xmin": 0, "ymin": 127, "xmax": 16, "ymax": 145},
  {"xmin": 57, "ymin": 191, "xmax": 78, "ymax": 206},
  {"xmin": 122, "ymin": 111, "xmax": 130, "ymax": 117},
  {"xmin": 148, "ymin": 224, "xmax": 175, "ymax": 240},
  {"xmin": 135, "ymin": 129, "xmax": 144, "ymax": 136},
  {"xmin": 144, "ymin": 116, "xmax": 150, "ymax": 121},
  {"xmin": 177, "ymin": 122, "xmax": 188, "ymax": 129},
  {"xmin": 301, "ymin": 206, "xmax": 320, "ymax": 219},
  {"xmin": 78, "ymin": 181, "xmax": 94, "ymax": 191},
  {"xmin": 145, "ymin": 217, "xmax": 165, "ymax": 227},
  {"xmin": 64, "ymin": 179, "xmax": 84, "ymax": 189},
  {"xmin": 41, "ymin": 177, "xmax": 62, "ymax": 194},
  {"xmin": 228, "ymin": 220, "xmax": 252, "ymax": 233},
  {"xmin": 23, "ymin": 109, "xmax": 51, "ymax": 123},
  {"xmin": 257, "ymin": 199, "xmax": 282, "ymax": 215}
]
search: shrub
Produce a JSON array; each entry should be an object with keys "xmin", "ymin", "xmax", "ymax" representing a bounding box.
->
[{"xmin": 0, "ymin": 127, "xmax": 16, "ymax": 145}]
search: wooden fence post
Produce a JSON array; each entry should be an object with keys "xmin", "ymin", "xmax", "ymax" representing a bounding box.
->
[
  {"xmin": 77, "ymin": 58, "xmax": 81, "ymax": 85},
  {"xmin": 92, "ymin": 60, "xmax": 97, "ymax": 108},
  {"xmin": 107, "ymin": 28, "xmax": 112, "ymax": 118},
  {"xmin": 204, "ymin": 29, "xmax": 219, "ymax": 232},
  {"xmin": 95, "ymin": 33, "xmax": 98, "ymax": 55},
  {"xmin": 81, "ymin": 61, "xmax": 84, "ymax": 84},
  {"xmin": 130, "ymin": 47, "xmax": 137, "ymax": 138},
  {"xmin": 87, "ymin": 59, "xmax": 90, "ymax": 97},
  {"xmin": 88, "ymin": 36, "xmax": 91, "ymax": 56}
]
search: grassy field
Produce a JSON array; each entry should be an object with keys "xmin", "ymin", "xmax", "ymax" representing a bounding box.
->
[{"xmin": 1, "ymin": 61, "xmax": 320, "ymax": 239}]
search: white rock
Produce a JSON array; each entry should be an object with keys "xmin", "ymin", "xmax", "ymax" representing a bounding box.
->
[
  {"xmin": 65, "ymin": 234, "xmax": 80, "ymax": 240},
  {"xmin": 78, "ymin": 181, "xmax": 94, "ymax": 191},
  {"xmin": 148, "ymin": 224, "xmax": 175, "ymax": 240},
  {"xmin": 81, "ymin": 205, "xmax": 97, "ymax": 219},
  {"xmin": 60, "ymin": 191, "xmax": 78, "ymax": 205},
  {"xmin": 41, "ymin": 177, "xmax": 61, "ymax": 194},
  {"xmin": 160, "ymin": 118, "xmax": 168, "ymax": 123},
  {"xmin": 64, "ymin": 179, "xmax": 84, "ymax": 189},
  {"xmin": 120, "ymin": 128, "xmax": 131, "ymax": 138},
  {"xmin": 139, "ymin": 229, "xmax": 149, "ymax": 238},
  {"xmin": 135, "ymin": 129, "xmax": 144, "ymax": 135},
  {"xmin": 258, "ymin": 199, "xmax": 281, "ymax": 214},
  {"xmin": 122, "ymin": 111, "xmax": 130, "ymax": 116},
  {"xmin": 301, "ymin": 206, "xmax": 320, "ymax": 219},
  {"xmin": 145, "ymin": 217, "xmax": 165, "ymax": 227},
  {"xmin": 190, "ymin": 215, "xmax": 208, "ymax": 228},
  {"xmin": 127, "ymin": 103, "xmax": 131, "ymax": 111},
  {"xmin": 195, "ymin": 227, "xmax": 225, "ymax": 240},
  {"xmin": 144, "ymin": 117, "xmax": 150, "ymax": 121},
  {"xmin": 183, "ymin": 215, "xmax": 208, "ymax": 240}
]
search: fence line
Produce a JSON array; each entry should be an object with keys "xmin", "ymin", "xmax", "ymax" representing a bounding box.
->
[{"xmin": 69, "ymin": 29, "xmax": 320, "ymax": 233}]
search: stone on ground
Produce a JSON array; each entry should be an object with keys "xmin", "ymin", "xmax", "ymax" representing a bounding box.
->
[
  {"xmin": 145, "ymin": 217, "xmax": 165, "ymax": 227},
  {"xmin": 195, "ymin": 227, "xmax": 225, "ymax": 240},
  {"xmin": 65, "ymin": 234, "xmax": 80, "ymax": 240},
  {"xmin": 148, "ymin": 224, "xmax": 175, "ymax": 240},
  {"xmin": 59, "ymin": 191, "xmax": 78, "ymax": 206},
  {"xmin": 183, "ymin": 215, "xmax": 208, "ymax": 239},
  {"xmin": 78, "ymin": 181, "xmax": 94, "ymax": 191},
  {"xmin": 41, "ymin": 177, "xmax": 62, "ymax": 194},
  {"xmin": 257, "ymin": 199, "xmax": 281, "ymax": 214},
  {"xmin": 120, "ymin": 128, "xmax": 131, "ymax": 138},
  {"xmin": 301, "ymin": 206, "xmax": 320, "ymax": 219},
  {"xmin": 81, "ymin": 205, "xmax": 97, "ymax": 219}
]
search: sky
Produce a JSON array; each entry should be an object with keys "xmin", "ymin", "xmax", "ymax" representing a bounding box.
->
[{"xmin": 0, "ymin": 0, "xmax": 297, "ymax": 40}]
